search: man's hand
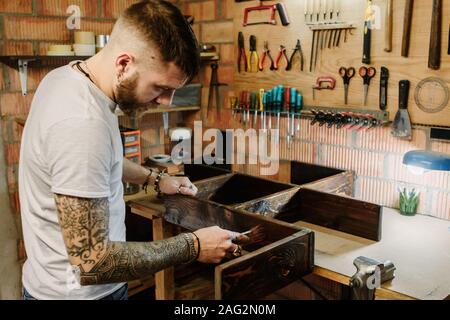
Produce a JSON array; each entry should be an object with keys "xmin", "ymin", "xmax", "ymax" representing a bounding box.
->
[
  {"xmin": 193, "ymin": 226, "xmax": 248, "ymax": 264},
  {"xmin": 159, "ymin": 176, "xmax": 198, "ymax": 196}
]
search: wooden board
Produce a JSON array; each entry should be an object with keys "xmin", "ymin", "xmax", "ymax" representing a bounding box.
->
[
  {"xmin": 215, "ymin": 230, "xmax": 314, "ymax": 300},
  {"xmin": 290, "ymin": 161, "xmax": 354, "ymax": 196},
  {"xmin": 290, "ymin": 161, "xmax": 347, "ymax": 185},
  {"xmin": 279, "ymin": 188, "xmax": 382, "ymax": 241},
  {"xmin": 233, "ymin": 0, "xmax": 450, "ymax": 127},
  {"xmin": 183, "ymin": 164, "xmax": 231, "ymax": 182}
]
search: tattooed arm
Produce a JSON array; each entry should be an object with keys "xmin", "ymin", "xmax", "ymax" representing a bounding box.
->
[
  {"xmin": 54, "ymin": 194, "xmax": 236, "ymax": 285},
  {"xmin": 54, "ymin": 194, "xmax": 195, "ymax": 285}
]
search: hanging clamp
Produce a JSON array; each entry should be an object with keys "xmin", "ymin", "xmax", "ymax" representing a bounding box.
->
[{"xmin": 18, "ymin": 59, "xmax": 36, "ymax": 96}]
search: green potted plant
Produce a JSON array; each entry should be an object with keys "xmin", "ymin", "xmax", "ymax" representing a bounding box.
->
[{"xmin": 398, "ymin": 187, "xmax": 419, "ymax": 216}]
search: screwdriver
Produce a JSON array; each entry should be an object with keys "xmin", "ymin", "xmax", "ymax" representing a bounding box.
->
[
  {"xmin": 296, "ymin": 92, "xmax": 303, "ymax": 132},
  {"xmin": 266, "ymin": 90, "xmax": 272, "ymax": 134},
  {"xmin": 259, "ymin": 89, "xmax": 265, "ymax": 130},
  {"xmin": 275, "ymin": 86, "xmax": 283, "ymax": 135},
  {"xmin": 285, "ymin": 87, "xmax": 291, "ymax": 148},
  {"xmin": 262, "ymin": 90, "xmax": 267, "ymax": 131},
  {"xmin": 250, "ymin": 92, "xmax": 257, "ymax": 128},
  {"xmin": 290, "ymin": 88, "xmax": 297, "ymax": 140}
]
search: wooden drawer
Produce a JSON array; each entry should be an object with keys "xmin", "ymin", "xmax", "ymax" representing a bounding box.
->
[
  {"xmin": 193, "ymin": 172, "xmax": 296, "ymax": 207},
  {"xmin": 236, "ymin": 187, "xmax": 382, "ymax": 241},
  {"xmin": 164, "ymin": 195, "xmax": 314, "ymax": 300},
  {"xmin": 290, "ymin": 161, "xmax": 354, "ymax": 197},
  {"xmin": 183, "ymin": 164, "xmax": 231, "ymax": 182}
]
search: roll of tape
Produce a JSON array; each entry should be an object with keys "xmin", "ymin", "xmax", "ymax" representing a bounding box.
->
[
  {"xmin": 49, "ymin": 44, "xmax": 72, "ymax": 52},
  {"xmin": 74, "ymin": 31, "xmax": 95, "ymax": 45}
]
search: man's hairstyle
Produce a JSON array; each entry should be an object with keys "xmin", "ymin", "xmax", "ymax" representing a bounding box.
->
[{"xmin": 121, "ymin": 0, "xmax": 200, "ymax": 82}]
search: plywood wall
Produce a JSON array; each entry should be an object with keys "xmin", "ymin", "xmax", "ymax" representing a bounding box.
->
[{"xmin": 233, "ymin": 0, "xmax": 450, "ymax": 126}]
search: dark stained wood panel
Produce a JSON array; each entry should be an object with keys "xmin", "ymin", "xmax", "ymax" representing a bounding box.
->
[
  {"xmin": 290, "ymin": 162, "xmax": 346, "ymax": 185},
  {"xmin": 215, "ymin": 231, "xmax": 314, "ymax": 300},
  {"xmin": 278, "ymin": 188, "xmax": 382, "ymax": 241}
]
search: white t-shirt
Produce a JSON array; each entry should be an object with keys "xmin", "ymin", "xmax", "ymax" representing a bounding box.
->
[{"xmin": 19, "ymin": 61, "xmax": 126, "ymax": 300}]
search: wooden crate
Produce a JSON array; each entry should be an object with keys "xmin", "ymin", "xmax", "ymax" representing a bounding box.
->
[{"xmin": 163, "ymin": 195, "xmax": 314, "ymax": 300}]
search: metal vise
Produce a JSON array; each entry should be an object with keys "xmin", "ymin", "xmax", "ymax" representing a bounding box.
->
[{"xmin": 349, "ymin": 256, "xmax": 396, "ymax": 300}]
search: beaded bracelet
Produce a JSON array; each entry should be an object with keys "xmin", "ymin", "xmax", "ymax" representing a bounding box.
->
[
  {"xmin": 154, "ymin": 169, "xmax": 167, "ymax": 196},
  {"xmin": 142, "ymin": 168, "xmax": 154, "ymax": 194}
]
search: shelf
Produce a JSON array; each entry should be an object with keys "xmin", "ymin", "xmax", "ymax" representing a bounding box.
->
[
  {"xmin": 0, "ymin": 53, "xmax": 219, "ymax": 96},
  {"xmin": 0, "ymin": 55, "xmax": 91, "ymax": 70},
  {"xmin": 115, "ymin": 105, "xmax": 200, "ymax": 116},
  {"xmin": 0, "ymin": 53, "xmax": 218, "ymax": 70},
  {"xmin": 13, "ymin": 106, "xmax": 201, "ymax": 127}
]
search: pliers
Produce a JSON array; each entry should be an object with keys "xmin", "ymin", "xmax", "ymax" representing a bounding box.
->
[
  {"xmin": 237, "ymin": 32, "xmax": 248, "ymax": 73},
  {"xmin": 287, "ymin": 39, "xmax": 304, "ymax": 71},
  {"xmin": 258, "ymin": 41, "xmax": 275, "ymax": 71},
  {"xmin": 274, "ymin": 45, "xmax": 290, "ymax": 71},
  {"xmin": 247, "ymin": 35, "xmax": 259, "ymax": 73}
]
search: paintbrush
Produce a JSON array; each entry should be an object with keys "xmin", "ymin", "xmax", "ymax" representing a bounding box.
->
[
  {"xmin": 234, "ymin": 225, "xmax": 266, "ymax": 245},
  {"xmin": 392, "ymin": 80, "xmax": 412, "ymax": 140}
]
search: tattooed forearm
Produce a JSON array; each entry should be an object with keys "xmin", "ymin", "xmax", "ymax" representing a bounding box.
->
[{"xmin": 54, "ymin": 194, "xmax": 194, "ymax": 285}]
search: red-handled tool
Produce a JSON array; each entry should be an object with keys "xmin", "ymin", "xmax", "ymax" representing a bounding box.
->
[
  {"xmin": 243, "ymin": 4, "xmax": 277, "ymax": 26},
  {"xmin": 259, "ymin": 41, "xmax": 275, "ymax": 71},
  {"xmin": 274, "ymin": 45, "xmax": 290, "ymax": 70},
  {"xmin": 312, "ymin": 76, "xmax": 336, "ymax": 100}
]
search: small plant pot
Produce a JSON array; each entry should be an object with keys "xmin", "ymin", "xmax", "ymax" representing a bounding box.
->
[{"xmin": 398, "ymin": 187, "xmax": 419, "ymax": 216}]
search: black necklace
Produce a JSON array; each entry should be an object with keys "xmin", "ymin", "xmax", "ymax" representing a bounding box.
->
[{"xmin": 75, "ymin": 61, "xmax": 95, "ymax": 84}]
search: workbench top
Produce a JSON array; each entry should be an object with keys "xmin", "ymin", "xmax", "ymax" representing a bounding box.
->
[{"xmin": 296, "ymin": 207, "xmax": 450, "ymax": 300}]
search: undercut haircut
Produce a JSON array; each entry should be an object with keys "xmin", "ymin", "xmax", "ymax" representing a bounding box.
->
[{"xmin": 120, "ymin": 0, "xmax": 200, "ymax": 82}]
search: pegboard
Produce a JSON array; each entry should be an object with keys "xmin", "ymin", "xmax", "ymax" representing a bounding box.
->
[{"xmin": 233, "ymin": 0, "xmax": 450, "ymax": 127}]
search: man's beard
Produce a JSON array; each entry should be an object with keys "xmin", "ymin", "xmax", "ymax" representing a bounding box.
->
[{"xmin": 115, "ymin": 72, "xmax": 158, "ymax": 118}]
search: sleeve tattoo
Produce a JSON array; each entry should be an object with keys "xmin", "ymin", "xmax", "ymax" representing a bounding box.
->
[{"xmin": 54, "ymin": 194, "xmax": 194, "ymax": 285}]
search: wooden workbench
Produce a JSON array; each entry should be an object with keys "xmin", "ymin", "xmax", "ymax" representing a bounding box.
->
[{"xmin": 126, "ymin": 191, "xmax": 450, "ymax": 300}]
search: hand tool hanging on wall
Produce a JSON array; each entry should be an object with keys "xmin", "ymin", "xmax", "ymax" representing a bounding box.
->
[
  {"xmin": 448, "ymin": 24, "xmax": 450, "ymax": 55},
  {"xmin": 207, "ymin": 62, "xmax": 227, "ymax": 120},
  {"xmin": 401, "ymin": 0, "xmax": 414, "ymax": 57},
  {"xmin": 243, "ymin": 2, "xmax": 290, "ymax": 27},
  {"xmin": 312, "ymin": 76, "xmax": 336, "ymax": 100},
  {"xmin": 384, "ymin": 0, "xmax": 393, "ymax": 52},
  {"xmin": 251, "ymin": 92, "xmax": 258, "ymax": 128},
  {"xmin": 247, "ymin": 35, "xmax": 259, "ymax": 72},
  {"xmin": 307, "ymin": 0, "xmax": 355, "ymax": 72},
  {"xmin": 309, "ymin": 30, "xmax": 317, "ymax": 72},
  {"xmin": 362, "ymin": 0, "xmax": 372, "ymax": 64},
  {"xmin": 285, "ymin": 87, "xmax": 291, "ymax": 147},
  {"xmin": 237, "ymin": 32, "xmax": 248, "ymax": 73},
  {"xmin": 274, "ymin": 45, "xmax": 290, "ymax": 70},
  {"xmin": 286, "ymin": 39, "xmax": 304, "ymax": 72},
  {"xmin": 379, "ymin": 67, "xmax": 389, "ymax": 111},
  {"xmin": 428, "ymin": 0, "xmax": 442, "ymax": 70},
  {"xmin": 339, "ymin": 67, "xmax": 355, "ymax": 105},
  {"xmin": 259, "ymin": 41, "xmax": 275, "ymax": 71},
  {"xmin": 414, "ymin": 77, "xmax": 449, "ymax": 114},
  {"xmin": 392, "ymin": 80, "xmax": 412, "ymax": 140},
  {"xmin": 359, "ymin": 66, "xmax": 376, "ymax": 106}
]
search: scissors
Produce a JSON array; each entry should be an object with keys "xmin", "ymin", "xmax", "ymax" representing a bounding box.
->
[
  {"xmin": 339, "ymin": 67, "xmax": 356, "ymax": 105},
  {"xmin": 359, "ymin": 66, "xmax": 377, "ymax": 105}
]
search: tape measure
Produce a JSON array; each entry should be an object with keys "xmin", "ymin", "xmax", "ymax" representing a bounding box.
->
[{"xmin": 414, "ymin": 77, "xmax": 449, "ymax": 113}]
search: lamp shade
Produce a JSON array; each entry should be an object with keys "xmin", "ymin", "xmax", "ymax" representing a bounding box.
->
[{"xmin": 403, "ymin": 150, "xmax": 450, "ymax": 172}]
